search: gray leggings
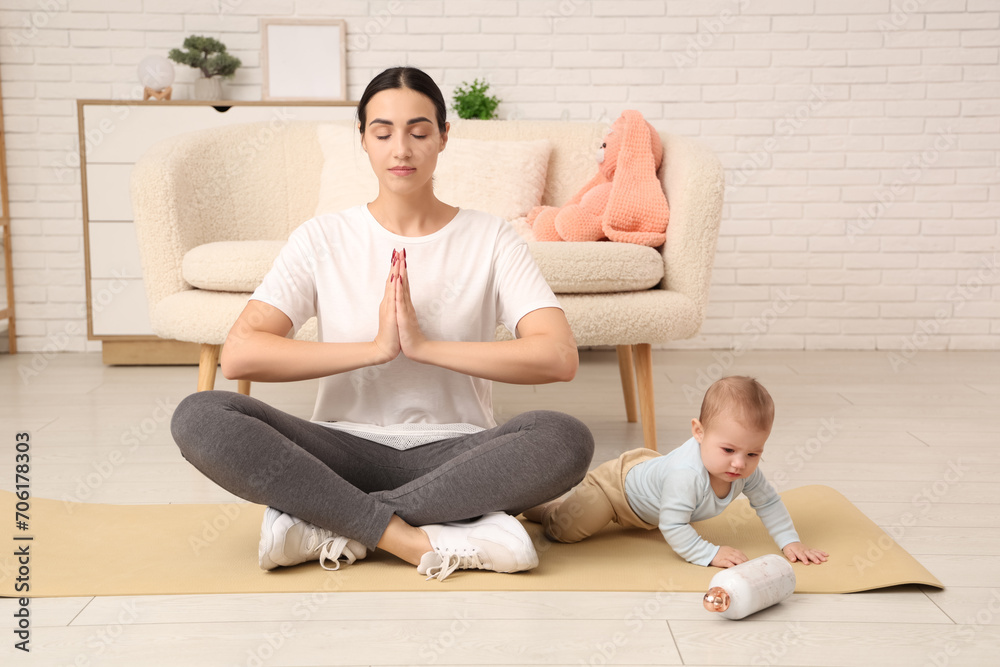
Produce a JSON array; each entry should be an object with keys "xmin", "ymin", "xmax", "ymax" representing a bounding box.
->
[{"xmin": 171, "ymin": 391, "xmax": 595, "ymax": 550}]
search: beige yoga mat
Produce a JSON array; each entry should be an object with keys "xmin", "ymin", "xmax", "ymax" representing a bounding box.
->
[{"xmin": 0, "ymin": 485, "xmax": 941, "ymax": 597}]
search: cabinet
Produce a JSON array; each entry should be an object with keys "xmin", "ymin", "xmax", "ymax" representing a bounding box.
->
[{"xmin": 78, "ymin": 100, "xmax": 357, "ymax": 363}]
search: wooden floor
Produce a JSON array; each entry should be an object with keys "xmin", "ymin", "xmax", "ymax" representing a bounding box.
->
[{"xmin": 1, "ymin": 348, "xmax": 998, "ymax": 666}]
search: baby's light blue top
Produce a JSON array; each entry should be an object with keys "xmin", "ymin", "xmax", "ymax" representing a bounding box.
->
[{"xmin": 624, "ymin": 437, "xmax": 800, "ymax": 566}]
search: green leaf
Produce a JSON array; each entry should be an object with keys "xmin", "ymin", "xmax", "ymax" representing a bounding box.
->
[
  {"xmin": 167, "ymin": 34, "xmax": 241, "ymax": 78},
  {"xmin": 451, "ymin": 77, "xmax": 502, "ymax": 120}
]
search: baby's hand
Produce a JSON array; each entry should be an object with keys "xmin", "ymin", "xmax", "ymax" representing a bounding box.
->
[
  {"xmin": 783, "ymin": 542, "xmax": 829, "ymax": 565},
  {"xmin": 710, "ymin": 546, "xmax": 748, "ymax": 568}
]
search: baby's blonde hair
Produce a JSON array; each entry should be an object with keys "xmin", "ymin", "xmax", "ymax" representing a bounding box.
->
[{"xmin": 699, "ymin": 376, "xmax": 774, "ymax": 433}]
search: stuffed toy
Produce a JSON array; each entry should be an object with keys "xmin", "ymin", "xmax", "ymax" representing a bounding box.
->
[{"xmin": 526, "ymin": 109, "xmax": 669, "ymax": 247}]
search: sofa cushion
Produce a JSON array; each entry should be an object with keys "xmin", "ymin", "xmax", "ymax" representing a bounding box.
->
[
  {"xmin": 182, "ymin": 237, "xmax": 664, "ymax": 296},
  {"xmin": 182, "ymin": 240, "xmax": 286, "ymax": 292},
  {"xmin": 152, "ymin": 290, "xmax": 252, "ymax": 345},
  {"xmin": 313, "ymin": 123, "xmax": 552, "ymax": 221},
  {"xmin": 152, "ymin": 288, "xmax": 699, "ymax": 349},
  {"xmin": 151, "ymin": 289, "xmax": 320, "ymax": 345},
  {"xmin": 435, "ymin": 136, "xmax": 552, "ymax": 220},
  {"xmin": 527, "ymin": 242, "xmax": 664, "ymax": 293}
]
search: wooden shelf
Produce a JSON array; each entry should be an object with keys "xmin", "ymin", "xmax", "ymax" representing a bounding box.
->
[
  {"xmin": 77, "ymin": 98, "xmax": 358, "ymax": 107},
  {"xmin": 0, "ymin": 67, "xmax": 15, "ymax": 354}
]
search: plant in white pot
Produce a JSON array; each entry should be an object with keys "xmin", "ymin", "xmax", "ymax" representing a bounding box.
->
[{"xmin": 168, "ymin": 35, "xmax": 241, "ymax": 101}]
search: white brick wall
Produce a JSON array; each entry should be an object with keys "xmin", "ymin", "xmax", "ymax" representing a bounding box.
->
[{"xmin": 0, "ymin": 0, "xmax": 997, "ymax": 353}]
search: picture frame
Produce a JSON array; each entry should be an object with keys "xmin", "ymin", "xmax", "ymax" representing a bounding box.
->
[{"xmin": 261, "ymin": 18, "xmax": 347, "ymax": 101}]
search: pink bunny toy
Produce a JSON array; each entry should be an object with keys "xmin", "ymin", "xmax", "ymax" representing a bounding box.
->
[{"xmin": 527, "ymin": 110, "xmax": 669, "ymax": 247}]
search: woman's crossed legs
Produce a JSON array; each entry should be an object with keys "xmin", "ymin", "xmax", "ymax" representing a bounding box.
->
[{"xmin": 170, "ymin": 391, "xmax": 594, "ymax": 565}]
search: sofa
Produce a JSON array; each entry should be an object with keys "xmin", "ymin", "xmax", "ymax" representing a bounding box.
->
[{"xmin": 131, "ymin": 118, "xmax": 724, "ymax": 450}]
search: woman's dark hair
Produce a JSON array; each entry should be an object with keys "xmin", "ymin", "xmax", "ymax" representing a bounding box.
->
[{"xmin": 356, "ymin": 67, "xmax": 447, "ymax": 137}]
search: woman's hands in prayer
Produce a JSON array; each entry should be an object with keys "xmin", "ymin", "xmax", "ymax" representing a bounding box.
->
[
  {"xmin": 392, "ymin": 248, "xmax": 429, "ymax": 359},
  {"xmin": 374, "ymin": 248, "xmax": 428, "ymax": 364},
  {"xmin": 374, "ymin": 249, "xmax": 402, "ymax": 363}
]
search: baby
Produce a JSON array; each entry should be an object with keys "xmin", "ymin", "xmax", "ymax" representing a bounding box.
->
[{"xmin": 524, "ymin": 376, "xmax": 828, "ymax": 568}]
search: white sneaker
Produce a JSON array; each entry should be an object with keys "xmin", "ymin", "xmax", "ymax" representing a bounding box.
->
[
  {"xmin": 259, "ymin": 507, "xmax": 367, "ymax": 571},
  {"xmin": 417, "ymin": 512, "xmax": 539, "ymax": 582}
]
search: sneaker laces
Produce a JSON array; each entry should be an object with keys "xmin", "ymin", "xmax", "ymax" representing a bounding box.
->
[
  {"xmin": 303, "ymin": 528, "xmax": 357, "ymax": 572},
  {"xmin": 424, "ymin": 549, "xmax": 487, "ymax": 582},
  {"xmin": 318, "ymin": 536, "xmax": 359, "ymax": 571}
]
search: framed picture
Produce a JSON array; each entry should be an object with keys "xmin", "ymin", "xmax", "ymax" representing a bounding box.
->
[{"xmin": 261, "ymin": 18, "xmax": 347, "ymax": 101}]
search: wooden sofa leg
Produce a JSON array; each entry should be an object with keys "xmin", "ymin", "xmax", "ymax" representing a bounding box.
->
[
  {"xmin": 237, "ymin": 380, "xmax": 251, "ymax": 396},
  {"xmin": 197, "ymin": 344, "xmax": 220, "ymax": 392},
  {"xmin": 633, "ymin": 344, "xmax": 658, "ymax": 452},
  {"xmin": 616, "ymin": 345, "xmax": 639, "ymax": 423}
]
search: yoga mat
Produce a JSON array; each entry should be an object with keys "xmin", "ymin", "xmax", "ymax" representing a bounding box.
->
[{"xmin": 0, "ymin": 485, "xmax": 941, "ymax": 597}]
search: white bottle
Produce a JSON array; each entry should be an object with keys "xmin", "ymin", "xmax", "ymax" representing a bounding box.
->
[{"xmin": 702, "ymin": 554, "xmax": 796, "ymax": 620}]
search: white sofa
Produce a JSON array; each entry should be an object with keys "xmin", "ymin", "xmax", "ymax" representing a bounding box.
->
[{"xmin": 131, "ymin": 119, "xmax": 724, "ymax": 450}]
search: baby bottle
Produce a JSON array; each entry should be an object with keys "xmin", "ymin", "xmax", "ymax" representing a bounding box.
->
[{"xmin": 702, "ymin": 553, "xmax": 796, "ymax": 620}]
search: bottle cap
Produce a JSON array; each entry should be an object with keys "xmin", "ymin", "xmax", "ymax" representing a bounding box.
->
[{"xmin": 703, "ymin": 587, "xmax": 731, "ymax": 612}]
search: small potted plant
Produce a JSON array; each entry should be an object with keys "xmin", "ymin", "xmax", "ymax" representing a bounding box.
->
[
  {"xmin": 168, "ymin": 35, "xmax": 242, "ymax": 101},
  {"xmin": 451, "ymin": 78, "xmax": 501, "ymax": 120}
]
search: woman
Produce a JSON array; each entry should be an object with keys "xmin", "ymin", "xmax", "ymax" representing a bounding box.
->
[{"xmin": 170, "ymin": 67, "xmax": 594, "ymax": 581}]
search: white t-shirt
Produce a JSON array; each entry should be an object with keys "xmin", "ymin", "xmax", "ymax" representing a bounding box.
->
[{"xmin": 249, "ymin": 204, "xmax": 562, "ymax": 448}]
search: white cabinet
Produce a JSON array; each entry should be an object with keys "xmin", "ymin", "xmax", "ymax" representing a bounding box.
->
[
  {"xmin": 79, "ymin": 100, "xmax": 357, "ymax": 361},
  {"xmin": 85, "ymin": 164, "xmax": 134, "ymax": 221}
]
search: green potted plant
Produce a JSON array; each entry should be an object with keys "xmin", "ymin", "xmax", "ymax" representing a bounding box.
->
[
  {"xmin": 451, "ymin": 78, "xmax": 501, "ymax": 120},
  {"xmin": 168, "ymin": 35, "xmax": 242, "ymax": 101}
]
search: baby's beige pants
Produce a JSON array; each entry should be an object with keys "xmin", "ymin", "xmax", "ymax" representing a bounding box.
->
[{"xmin": 541, "ymin": 447, "xmax": 661, "ymax": 543}]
